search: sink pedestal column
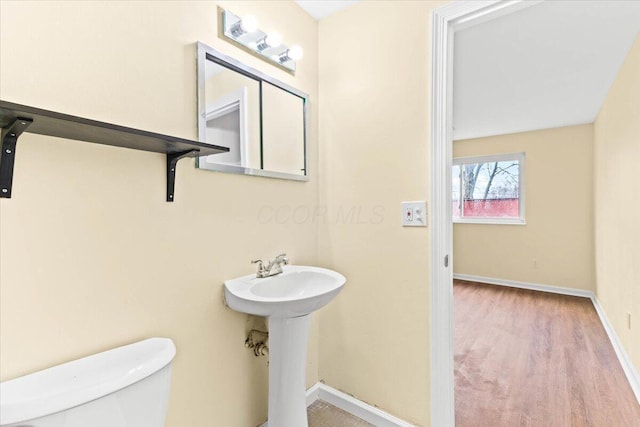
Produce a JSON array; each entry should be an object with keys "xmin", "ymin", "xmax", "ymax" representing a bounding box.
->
[{"xmin": 268, "ymin": 314, "xmax": 311, "ymax": 427}]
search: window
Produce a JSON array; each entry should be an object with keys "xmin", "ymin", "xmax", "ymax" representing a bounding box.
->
[{"xmin": 453, "ymin": 152, "xmax": 525, "ymax": 224}]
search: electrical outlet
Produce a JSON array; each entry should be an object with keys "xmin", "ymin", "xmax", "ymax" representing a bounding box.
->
[
  {"xmin": 403, "ymin": 205, "xmax": 414, "ymax": 223},
  {"xmin": 402, "ymin": 201, "xmax": 427, "ymax": 227}
]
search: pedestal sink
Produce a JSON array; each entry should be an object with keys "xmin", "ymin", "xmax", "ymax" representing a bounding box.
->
[{"xmin": 224, "ymin": 265, "xmax": 346, "ymax": 427}]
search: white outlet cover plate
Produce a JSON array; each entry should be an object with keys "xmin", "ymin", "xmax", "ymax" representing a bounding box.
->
[{"xmin": 402, "ymin": 201, "xmax": 427, "ymax": 227}]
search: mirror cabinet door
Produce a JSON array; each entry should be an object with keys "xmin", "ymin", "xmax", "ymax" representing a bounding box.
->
[
  {"xmin": 262, "ymin": 82, "xmax": 306, "ymax": 176},
  {"xmin": 197, "ymin": 43, "xmax": 309, "ymax": 181}
]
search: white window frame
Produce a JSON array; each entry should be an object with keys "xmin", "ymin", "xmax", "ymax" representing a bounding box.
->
[{"xmin": 452, "ymin": 152, "xmax": 525, "ymax": 225}]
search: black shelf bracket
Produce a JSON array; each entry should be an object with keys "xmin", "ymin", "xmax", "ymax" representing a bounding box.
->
[
  {"xmin": 0, "ymin": 118, "xmax": 33, "ymax": 198},
  {"xmin": 1, "ymin": 101, "xmax": 229, "ymax": 202},
  {"xmin": 167, "ymin": 149, "xmax": 199, "ymax": 202}
]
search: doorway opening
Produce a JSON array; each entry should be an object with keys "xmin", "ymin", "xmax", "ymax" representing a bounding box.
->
[{"xmin": 430, "ymin": 1, "xmax": 640, "ymax": 425}]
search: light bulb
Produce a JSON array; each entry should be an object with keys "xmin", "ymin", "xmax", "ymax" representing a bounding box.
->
[
  {"xmin": 265, "ymin": 32, "xmax": 282, "ymax": 49},
  {"xmin": 288, "ymin": 45, "xmax": 304, "ymax": 61},
  {"xmin": 241, "ymin": 15, "xmax": 258, "ymax": 33}
]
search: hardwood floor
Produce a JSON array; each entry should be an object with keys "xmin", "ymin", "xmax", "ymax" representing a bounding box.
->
[{"xmin": 454, "ymin": 279, "xmax": 640, "ymax": 427}]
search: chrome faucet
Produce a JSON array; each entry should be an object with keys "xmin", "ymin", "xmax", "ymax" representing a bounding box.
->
[{"xmin": 252, "ymin": 253, "xmax": 289, "ymax": 278}]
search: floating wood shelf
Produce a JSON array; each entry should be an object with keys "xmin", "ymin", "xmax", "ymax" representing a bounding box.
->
[{"xmin": 0, "ymin": 100, "xmax": 229, "ymax": 202}]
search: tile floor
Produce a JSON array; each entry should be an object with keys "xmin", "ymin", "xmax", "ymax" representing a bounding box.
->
[{"xmin": 308, "ymin": 400, "xmax": 373, "ymax": 426}]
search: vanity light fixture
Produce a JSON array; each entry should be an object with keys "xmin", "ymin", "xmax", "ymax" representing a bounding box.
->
[
  {"xmin": 220, "ymin": 8, "xmax": 303, "ymax": 73},
  {"xmin": 256, "ymin": 32, "xmax": 282, "ymax": 51},
  {"xmin": 279, "ymin": 45, "xmax": 304, "ymax": 63},
  {"xmin": 229, "ymin": 14, "xmax": 258, "ymax": 37}
]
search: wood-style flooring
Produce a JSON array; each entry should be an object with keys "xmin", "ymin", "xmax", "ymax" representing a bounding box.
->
[{"xmin": 454, "ymin": 279, "xmax": 640, "ymax": 427}]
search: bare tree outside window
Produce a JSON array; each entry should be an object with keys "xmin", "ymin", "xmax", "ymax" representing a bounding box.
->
[{"xmin": 462, "ymin": 161, "xmax": 519, "ymax": 200}]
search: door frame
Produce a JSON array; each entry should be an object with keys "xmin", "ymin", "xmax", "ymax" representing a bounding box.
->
[
  {"xmin": 429, "ymin": 1, "xmax": 542, "ymax": 426},
  {"xmin": 204, "ymin": 87, "xmax": 250, "ymax": 168}
]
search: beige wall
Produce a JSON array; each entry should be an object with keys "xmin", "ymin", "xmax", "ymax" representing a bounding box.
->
[
  {"xmin": 453, "ymin": 125, "xmax": 596, "ymax": 292},
  {"xmin": 594, "ymin": 34, "xmax": 640, "ymax": 370},
  {"xmin": 0, "ymin": 1, "xmax": 318, "ymax": 426},
  {"xmin": 318, "ymin": 1, "xmax": 444, "ymax": 425}
]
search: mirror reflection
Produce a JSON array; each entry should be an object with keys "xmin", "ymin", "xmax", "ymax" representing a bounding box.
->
[
  {"xmin": 197, "ymin": 43, "xmax": 308, "ymax": 181},
  {"xmin": 202, "ymin": 61, "xmax": 260, "ymax": 169}
]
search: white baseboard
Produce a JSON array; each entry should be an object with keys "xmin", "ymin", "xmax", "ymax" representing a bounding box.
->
[
  {"xmin": 260, "ymin": 382, "xmax": 414, "ymax": 427},
  {"xmin": 454, "ymin": 273, "xmax": 640, "ymax": 405},
  {"xmin": 453, "ymin": 273, "xmax": 593, "ymax": 298},
  {"xmin": 590, "ymin": 297, "xmax": 640, "ymax": 404},
  {"xmin": 314, "ymin": 383, "xmax": 415, "ymax": 427},
  {"xmin": 305, "ymin": 382, "xmax": 322, "ymax": 406}
]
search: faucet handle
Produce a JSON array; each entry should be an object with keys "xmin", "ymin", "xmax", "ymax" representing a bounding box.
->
[
  {"xmin": 252, "ymin": 259, "xmax": 269, "ymax": 278},
  {"xmin": 275, "ymin": 253, "xmax": 289, "ymax": 264}
]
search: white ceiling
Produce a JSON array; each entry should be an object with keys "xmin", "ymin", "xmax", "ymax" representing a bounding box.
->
[
  {"xmin": 295, "ymin": 0, "xmax": 359, "ymax": 20},
  {"xmin": 453, "ymin": 1, "xmax": 640, "ymax": 141}
]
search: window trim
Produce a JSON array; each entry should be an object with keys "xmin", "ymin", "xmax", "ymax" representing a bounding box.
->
[{"xmin": 452, "ymin": 152, "xmax": 526, "ymax": 224}]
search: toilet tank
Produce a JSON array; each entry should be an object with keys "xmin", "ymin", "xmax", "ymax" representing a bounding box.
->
[{"xmin": 0, "ymin": 338, "xmax": 176, "ymax": 427}]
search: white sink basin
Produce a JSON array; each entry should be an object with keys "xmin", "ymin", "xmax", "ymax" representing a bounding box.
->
[
  {"xmin": 224, "ymin": 265, "xmax": 346, "ymax": 318},
  {"xmin": 224, "ymin": 264, "xmax": 346, "ymax": 426}
]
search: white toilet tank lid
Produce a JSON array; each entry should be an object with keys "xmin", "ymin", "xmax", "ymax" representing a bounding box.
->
[{"xmin": 0, "ymin": 337, "xmax": 176, "ymax": 425}]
